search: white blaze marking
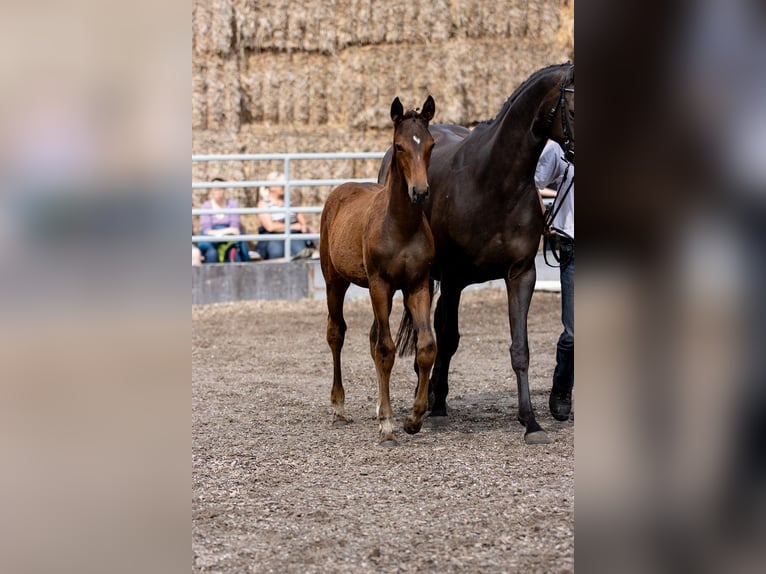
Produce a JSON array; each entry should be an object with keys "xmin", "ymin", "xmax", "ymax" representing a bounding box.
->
[{"xmin": 413, "ymin": 135, "xmax": 421, "ymax": 145}]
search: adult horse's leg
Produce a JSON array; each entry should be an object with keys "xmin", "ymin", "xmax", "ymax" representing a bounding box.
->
[
  {"xmin": 368, "ymin": 277, "xmax": 397, "ymax": 446},
  {"xmin": 326, "ymin": 278, "xmax": 352, "ymax": 426},
  {"xmin": 402, "ymin": 285, "xmax": 437, "ymax": 435},
  {"xmin": 506, "ymin": 267, "xmax": 550, "ymax": 445},
  {"xmin": 429, "ymin": 278, "xmax": 462, "ymax": 416}
]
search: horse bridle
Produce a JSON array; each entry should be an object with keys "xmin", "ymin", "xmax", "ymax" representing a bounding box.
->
[{"xmin": 547, "ymin": 65, "xmax": 575, "ymax": 163}]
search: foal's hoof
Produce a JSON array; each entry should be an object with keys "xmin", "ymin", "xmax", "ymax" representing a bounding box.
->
[
  {"xmin": 332, "ymin": 415, "xmax": 353, "ymax": 428},
  {"xmin": 524, "ymin": 430, "xmax": 551, "ymax": 445},
  {"xmin": 403, "ymin": 416, "xmax": 423, "ymax": 435}
]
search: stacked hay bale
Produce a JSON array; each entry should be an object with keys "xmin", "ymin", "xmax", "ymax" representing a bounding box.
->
[{"xmin": 192, "ymin": 0, "xmax": 574, "ymax": 232}]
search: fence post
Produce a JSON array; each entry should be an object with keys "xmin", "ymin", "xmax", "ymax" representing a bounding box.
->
[{"xmin": 283, "ymin": 157, "xmax": 291, "ymax": 259}]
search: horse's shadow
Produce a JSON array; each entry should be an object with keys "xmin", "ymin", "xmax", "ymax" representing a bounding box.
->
[{"xmin": 392, "ymin": 387, "xmax": 569, "ymax": 434}]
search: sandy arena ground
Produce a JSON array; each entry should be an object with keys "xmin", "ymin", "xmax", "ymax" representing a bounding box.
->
[{"xmin": 193, "ymin": 288, "xmax": 573, "ymax": 573}]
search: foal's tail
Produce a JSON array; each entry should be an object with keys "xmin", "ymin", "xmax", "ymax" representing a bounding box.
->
[
  {"xmin": 395, "ymin": 307, "xmax": 417, "ymax": 357},
  {"xmin": 395, "ymin": 279, "xmax": 440, "ymax": 357}
]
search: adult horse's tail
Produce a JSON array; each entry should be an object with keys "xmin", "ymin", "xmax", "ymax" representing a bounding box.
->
[
  {"xmin": 395, "ymin": 307, "xmax": 417, "ymax": 357},
  {"xmin": 395, "ymin": 279, "xmax": 439, "ymax": 357}
]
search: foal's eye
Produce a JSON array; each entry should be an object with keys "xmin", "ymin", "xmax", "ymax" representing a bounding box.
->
[{"xmin": 395, "ymin": 144, "xmax": 404, "ymax": 153}]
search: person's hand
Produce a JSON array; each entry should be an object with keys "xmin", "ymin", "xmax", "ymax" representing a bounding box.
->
[{"xmin": 209, "ymin": 227, "xmax": 238, "ymax": 237}]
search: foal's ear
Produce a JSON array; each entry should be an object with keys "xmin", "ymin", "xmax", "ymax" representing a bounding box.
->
[
  {"xmin": 390, "ymin": 97, "xmax": 404, "ymax": 124},
  {"xmin": 421, "ymin": 95, "xmax": 435, "ymax": 123}
]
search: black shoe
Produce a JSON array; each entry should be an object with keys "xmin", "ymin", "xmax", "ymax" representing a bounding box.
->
[{"xmin": 549, "ymin": 386, "xmax": 572, "ymax": 421}]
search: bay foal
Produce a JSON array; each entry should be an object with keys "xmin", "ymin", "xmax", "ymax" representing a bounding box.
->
[{"xmin": 320, "ymin": 96, "xmax": 436, "ymax": 446}]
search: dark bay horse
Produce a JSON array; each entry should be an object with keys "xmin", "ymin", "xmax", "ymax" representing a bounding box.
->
[
  {"xmin": 320, "ymin": 96, "xmax": 436, "ymax": 446},
  {"xmin": 378, "ymin": 63, "xmax": 575, "ymax": 444}
]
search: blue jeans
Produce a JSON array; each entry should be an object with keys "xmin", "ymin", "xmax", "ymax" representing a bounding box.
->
[
  {"xmin": 198, "ymin": 225, "xmax": 250, "ymax": 263},
  {"xmin": 256, "ymin": 233, "xmax": 309, "ymax": 260},
  {"xmin": 552, "ymin": 237, "xmax": 574, "ymax": 393}
]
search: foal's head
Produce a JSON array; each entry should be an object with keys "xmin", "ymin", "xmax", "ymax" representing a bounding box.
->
[{"xmin": 390, "ymin": 96, "xmax": 435, "ymax": 203}]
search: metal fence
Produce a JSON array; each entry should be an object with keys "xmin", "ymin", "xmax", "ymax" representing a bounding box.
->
[
  {"xmin": 193, "ymin": 151, "xmax": 557, "ymax": 261},
  {"xmin": 192, "ymin": 152, "xmax": 385, "ymax": 258}
]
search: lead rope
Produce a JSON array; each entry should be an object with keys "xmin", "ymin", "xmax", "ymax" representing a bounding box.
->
[{"xmin": 542, "ymin": 160, "xmax": 574, "ymax": 268}]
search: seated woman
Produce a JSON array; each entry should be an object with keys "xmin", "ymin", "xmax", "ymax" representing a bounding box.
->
[
  {"xmin": 197, "ymin": 178, "xmax": 251, "ymax": 263},
  {"xmin": 255, "ymin": 172, "xmax": 313, "ymax": 260}
]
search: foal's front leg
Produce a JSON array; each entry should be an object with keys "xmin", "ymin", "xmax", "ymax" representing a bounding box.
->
[
  {"xmin": 403, "ymin": 284, "xmax": 436, "ymax": 435},
  {"xmin": 368, "ymin": 278, "xmax": 397, "ymax": 446}
]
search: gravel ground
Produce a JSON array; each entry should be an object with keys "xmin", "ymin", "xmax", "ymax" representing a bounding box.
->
[{"xmin": 192, "ymin": 288, "xmax": 573, "ymax": 573}]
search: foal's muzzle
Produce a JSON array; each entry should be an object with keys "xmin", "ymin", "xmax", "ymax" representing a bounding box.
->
[{"xmin": 410, "ymin": 186, "xmax": 430, "ymax": 204}]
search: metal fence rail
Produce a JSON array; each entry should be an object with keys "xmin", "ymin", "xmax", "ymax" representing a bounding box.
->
[{"xmin": 192, "ymin": 151, "xmax": 385, "ymax": 258}]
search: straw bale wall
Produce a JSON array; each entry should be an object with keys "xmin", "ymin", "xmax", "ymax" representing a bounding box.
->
[{"xmin": 192, "ymin": 0, "xmax": 574, "ymax": 232}]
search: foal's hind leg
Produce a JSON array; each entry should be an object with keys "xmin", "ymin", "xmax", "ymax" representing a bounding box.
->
[
  {"xmin": 326, "ymin": 278, "xmax": 352, "ymax": 426},
  {"xmin": 368, "ymin": 278, "xmax": 397, "ymax": 446},
  {"xmin": 403, "ymin": 285, "xmax": 436, "ymax": 435}
]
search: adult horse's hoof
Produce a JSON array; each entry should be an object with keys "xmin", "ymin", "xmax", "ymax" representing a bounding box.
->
[
  {"xmin": 332, "ymin": 415, "xmax": 353, "ymax": 428},
  {"xmin": 403, "ymin": 416, "xmax": 423, "ymax": 435},
  {"xmin": 378, "ymin": 437, "xmax": 399, "ymax": 448},
  {"xmin": 424, "ymin": 415, "xmax": 448, "ymax": 429},
  {"xmin": 524, "ymin": 430, "xmax": 551, "ymax": 445},
  {"xmin": 429, "ymin": 405, "xmax": 447, "ymax": 417}
]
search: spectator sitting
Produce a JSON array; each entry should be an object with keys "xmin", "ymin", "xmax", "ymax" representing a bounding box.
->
[
  {"xmin": 197, "ymin": 178, "xmax": 251, "ymax": 263},
  {"xmin": 255, "ymin": 171, "xmax": 314, "ymax": 260}
]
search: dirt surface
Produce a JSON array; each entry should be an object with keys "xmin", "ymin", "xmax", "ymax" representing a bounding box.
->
[{"xmin": 193, "ymin": 288, "xmax": 573, "ymax": 573}]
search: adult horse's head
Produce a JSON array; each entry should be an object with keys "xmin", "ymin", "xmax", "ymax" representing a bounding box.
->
[
  {"xmin": 390, "ymin": 95, "xmax": 435, "ymax": 203},
  {"xmin": 540, "ymin": 64, "xmax": 575, "ymax": 163}
]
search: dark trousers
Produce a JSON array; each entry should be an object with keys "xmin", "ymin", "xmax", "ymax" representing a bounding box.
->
[{"xmin": 553, "ymin": 236, "xmax": 574, "ymax": 392}]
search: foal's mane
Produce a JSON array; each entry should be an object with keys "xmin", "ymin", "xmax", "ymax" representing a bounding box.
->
[
  {"xmin": 476, "ymin": 62, "xmax": 572, "ymax": 127},
  {"xmin": 402, "ymin": 108, "xmax": 427, "ymax": 121}
]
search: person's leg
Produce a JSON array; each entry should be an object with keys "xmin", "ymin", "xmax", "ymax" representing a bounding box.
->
[
  {"xmin": 255, "ymin": 240, "xmax": 269, "ymax": 260},
  {"xmin": 289, "ymin": 237, "xmax": 310, "ymax": 258},
  {"xmin": 238, "ymin": 242, "xmax": 251, "ymax": 262},
  {"xmin": 550, "ymin": 238, "xmax": 574, "ymax": 420},
  {"xmin": 198, "ymin": 241, "xmax": 218, "ymax": 264},
  {"xmin": 265, "ymin": 239, "xmax": 285, "ymax": 259}
]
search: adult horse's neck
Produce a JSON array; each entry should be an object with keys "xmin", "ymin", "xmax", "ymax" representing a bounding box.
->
[{"xmin": 476, "ymin": 67, "xmax": 565, "ymax": 194}]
